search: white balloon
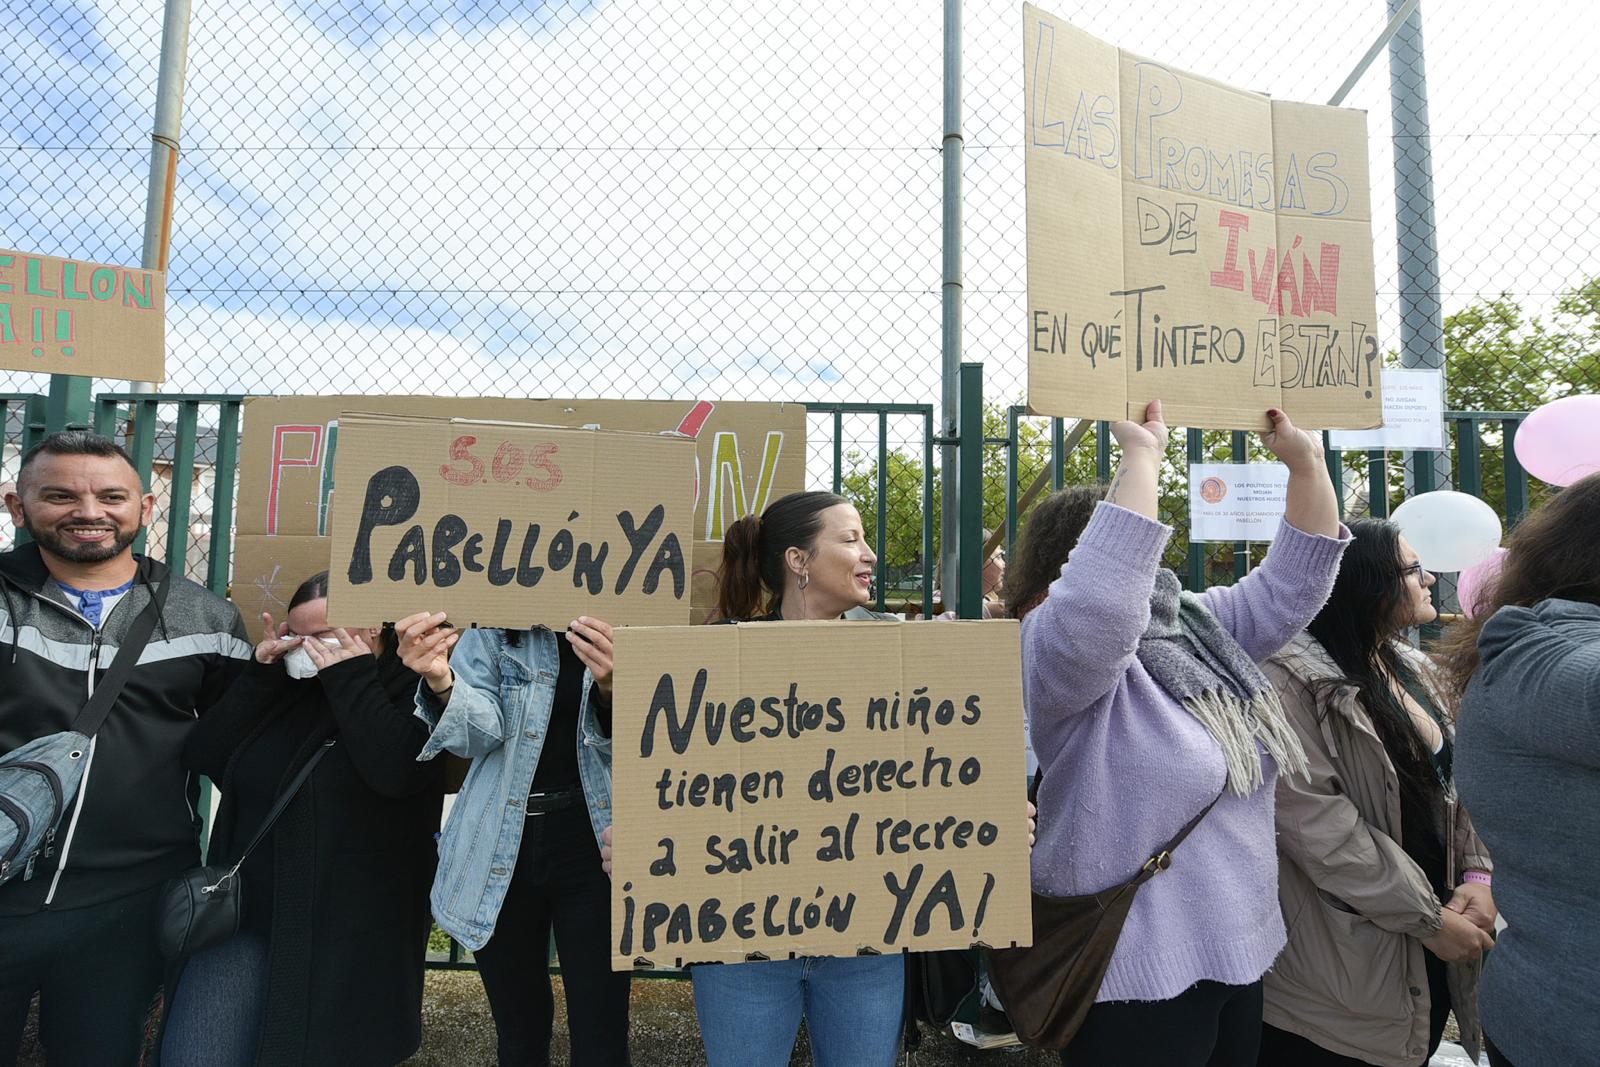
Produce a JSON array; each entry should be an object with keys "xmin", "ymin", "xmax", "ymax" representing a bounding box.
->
[{"xmin": 1390, "ymin": 490, "xmax": 1504, "ymax": 572}]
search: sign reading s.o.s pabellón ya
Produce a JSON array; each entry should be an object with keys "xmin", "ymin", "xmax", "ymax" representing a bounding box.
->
[{"xmin": 325, "ymin": 413, "xmax": 697, "ymax": 628}]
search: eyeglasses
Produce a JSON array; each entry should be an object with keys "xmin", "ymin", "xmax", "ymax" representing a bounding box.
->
[{"xmin": 1400, "ymin": 562, "xmax": 1426, "ymax": 581}]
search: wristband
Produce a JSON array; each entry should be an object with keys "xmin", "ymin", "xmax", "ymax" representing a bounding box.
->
[{"xmin": 1463, "ymin": 870, "xmax": 1492, "ymax": 887}]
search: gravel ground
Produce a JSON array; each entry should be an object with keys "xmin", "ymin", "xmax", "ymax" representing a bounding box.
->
[
  {"xmin": 15, "ymin": 972, "xmax": 1056, "ymax": 1065},
  {"xmin": 16, "ymin": 975, "xmax": 1480, "ymax": 1065},
  {"xmin": 407, "ymin": 971, "xmax": 1060, "ymax": 1065}
]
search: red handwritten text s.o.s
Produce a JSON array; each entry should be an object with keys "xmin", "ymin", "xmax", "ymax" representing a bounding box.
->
[{"xmin": 439, "ymin": 435, "xmax": 564, "ymax": 491}]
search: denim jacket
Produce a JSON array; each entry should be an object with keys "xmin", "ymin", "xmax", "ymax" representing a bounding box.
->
[{"xmin": 413, "ymin": 626, "xmax": 612, "ymax": 951}]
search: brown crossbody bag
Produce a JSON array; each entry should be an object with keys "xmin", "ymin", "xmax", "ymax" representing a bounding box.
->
[{"xmin": 983, "ymin": 786, "xmax": 1223, "ymax": 1049}]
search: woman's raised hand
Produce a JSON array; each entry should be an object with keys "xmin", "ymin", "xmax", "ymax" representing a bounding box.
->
[
  {"xmin": 255, "ymin": 612, "xmax": 302, "ymax": 665},
  {"xmin": 1105, "ymin": 400, "xmax": 1167, "ymax": 520},
  {"xmin": 1109, "ymin": 399, "xmax": 1169, "ymax": 454},
  {"xmin": 1262, "ymin": 408, "xmax": 1341, "ymax": 537},
  {"xmin": 396, "ymin": 611, "xmax": 459, "ymax": 692},
  {"xmin": 567, "ymin": 616, "xmax": 615, "ymax": 699},
  {"xmin": 1260, "ymin": 408, "xmax": 1324, "ymax": 471}
]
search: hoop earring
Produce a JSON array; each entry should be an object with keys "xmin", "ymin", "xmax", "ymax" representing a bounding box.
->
[{"xmin": 798, "ymin": 571, "xmax": 810, "ymax": 591}]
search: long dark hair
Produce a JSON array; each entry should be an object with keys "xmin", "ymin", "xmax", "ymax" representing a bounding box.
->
[
  {"xmin": 1002, "ymin": 486, "xmax": 1108, "ymax": 620},
  {"xmin": 1305, "ymin": 518, "xmax": 1440, "ymax": 810},
  {"xmin": 717, "ymin": 491, "xmax": 847, "ymax": 620},
  {"xmin": 289, "ymin": 571, "xmax": 397, "ymax": 657},
  {"xmin": 1438, "ymin": 471, "xmax": 1600, "ymax": 700}
]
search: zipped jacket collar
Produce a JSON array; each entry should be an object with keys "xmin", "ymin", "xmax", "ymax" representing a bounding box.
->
[{"xmin": 0, "ymin": 544, "xmax": 170, "ymax": 661}]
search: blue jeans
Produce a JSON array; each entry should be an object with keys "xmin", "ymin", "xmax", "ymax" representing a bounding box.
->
[
  {"xmin": 692, "ymin": 954, "xmax": 905, "ymax": 1067},
  {"xmin": 160, "ymin": 930, "xmax": 268, "ymax": 1067}
]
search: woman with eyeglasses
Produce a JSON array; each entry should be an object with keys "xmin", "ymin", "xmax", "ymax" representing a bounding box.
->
[{"xmin": 1258, "ymin": 519, "xmax": 1495, "ymax": 1067}]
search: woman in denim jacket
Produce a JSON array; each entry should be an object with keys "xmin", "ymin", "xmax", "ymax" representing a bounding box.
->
[{"xmin": 398, "ymin": 609, "xmax": 626, "ymax": 1066}]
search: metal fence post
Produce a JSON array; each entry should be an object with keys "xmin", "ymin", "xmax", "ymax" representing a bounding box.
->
[
  {"xmin": 956, "ymin": 362, "xmax": 983, "ymax": 619},
  {"xmin": 44, "ymin": 376, "xmax": 92, "ymax": 433},
  {"xmin": 938, "ymin": 0, "xmax": 964, "ymax": 621},
  {"xmin": 1388, "ymin": 0, "xmax": 1447, "ymax": 495}
]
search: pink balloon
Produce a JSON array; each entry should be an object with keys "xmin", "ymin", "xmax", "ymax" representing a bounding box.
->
[
  {"xmin": 1456, "ymin": 547, "xmax": 1507, "ymax": 618},
  {"xmin": 1514, "ymin": 396, "xmax": 1600, "ymax": 486}
]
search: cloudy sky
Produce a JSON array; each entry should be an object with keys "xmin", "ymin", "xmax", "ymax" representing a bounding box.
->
[{"xmin": 2, "ymin": 0, "xmax": 1594, "ymax": 411}]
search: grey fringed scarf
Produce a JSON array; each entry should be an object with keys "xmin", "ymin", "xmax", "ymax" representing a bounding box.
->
[{"xmin": 1137, "ymin": 570, "xmax": 1308, "ymax": 796}]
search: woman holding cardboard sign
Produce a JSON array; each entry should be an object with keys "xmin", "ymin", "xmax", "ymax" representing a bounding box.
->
[
  {"xmin": 681, "ymin": 489, "xmax": 909, "ymax": 1066},
  {"xmin": 397, "ymin": 606, "xmax": 628, "ymax": 1067},
  {"xmin": 1019, "ymin": 401, "xmax": 1348, "ymax": 1067}
]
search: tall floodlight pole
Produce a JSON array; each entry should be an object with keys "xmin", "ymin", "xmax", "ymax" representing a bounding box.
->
[{"xmin": 135, "ymin": 0, "xmax": 195, "ymax": 396}]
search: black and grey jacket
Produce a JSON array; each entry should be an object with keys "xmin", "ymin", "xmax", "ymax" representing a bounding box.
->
[{"xmin": 0, "ymin": 544, "xmax": 250, "ymax": 913}]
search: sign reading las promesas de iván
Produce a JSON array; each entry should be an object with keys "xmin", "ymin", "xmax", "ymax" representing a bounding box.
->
[{"xmin": 1023, "ymin": 5, "xmax": 1382, "ymax": 431}]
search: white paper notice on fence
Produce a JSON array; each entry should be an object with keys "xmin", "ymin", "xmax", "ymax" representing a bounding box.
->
[
  {"xmin": 1328, "ymin": 368, "xmax": 1447, "ymax": 451},
  {"xmin": 1189, "ymin": 463, "xmax": 1289, "ymax": 542}
]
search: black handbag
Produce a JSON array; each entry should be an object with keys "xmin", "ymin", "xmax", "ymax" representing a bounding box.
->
[
  {"xmin": 983, "ymin": 788, "xmax": 1223, "ymax": 1049},
  {"xmin": 157, "ymin": 738, "xmax": 335, "ymax": 960}
]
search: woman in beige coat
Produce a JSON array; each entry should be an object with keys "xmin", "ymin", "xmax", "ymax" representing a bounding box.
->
[{"xmin": 1259, "ymin": 519, "xmax": 1495, "ymax": 1067}]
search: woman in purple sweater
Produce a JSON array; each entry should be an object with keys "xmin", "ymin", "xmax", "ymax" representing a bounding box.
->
[{"xmin": 1020, "ymin": 399, "xmax": 1348, "ymax": 1067}]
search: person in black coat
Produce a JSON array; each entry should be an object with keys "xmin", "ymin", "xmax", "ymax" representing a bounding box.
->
[{"xmin": 161, "ymin": 571, "xmax": 444, "ymax": 1067}]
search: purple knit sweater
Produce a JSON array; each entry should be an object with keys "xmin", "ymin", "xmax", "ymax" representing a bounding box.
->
[{"xmin": 1023, "ymin": 502, "xmax": 1349, "ymax": 1002}]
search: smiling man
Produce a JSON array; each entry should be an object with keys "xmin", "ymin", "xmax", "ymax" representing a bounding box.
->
[{"xmin": 0, "ymin": 430, "xmax": 251, "ymax": 1065}]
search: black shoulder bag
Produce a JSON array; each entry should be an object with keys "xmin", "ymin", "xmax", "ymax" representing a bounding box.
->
[
  {"xmin": 983, "ymin": 788, "xmax": 1224, "ymax": 1049},
  {"xmin": 157, "ymin": 738, "xmax": 335, "ymax": 960}
]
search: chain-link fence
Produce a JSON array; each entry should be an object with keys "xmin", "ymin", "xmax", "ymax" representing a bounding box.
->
[{"xmin": 3, "ymin": 0, "xmax": 1596, "ymax": 593}]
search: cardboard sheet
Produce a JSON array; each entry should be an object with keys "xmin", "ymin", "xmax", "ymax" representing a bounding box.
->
[
  {"xmin": 609, "ymin": 619, "xmax": 1032, "ymax": 968},
  {"xmin": 1024, "ymin": 6, "xmax": 1381, "ymax": 430},
  {"xmin": 231, "ymin": 397, "xmax": 804, "ymax": 638},
  {"xmin": 324, "ymin": 413, "xmax": 697, "ymax": 628},
  {"xmin": 0, "ymin": 248, "xmax": 164, "ymax": 381}
]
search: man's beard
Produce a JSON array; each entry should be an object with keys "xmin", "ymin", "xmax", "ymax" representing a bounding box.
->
[{"xmin": 24, "ymin": 516, "xmax": 142, "ymax": 563}]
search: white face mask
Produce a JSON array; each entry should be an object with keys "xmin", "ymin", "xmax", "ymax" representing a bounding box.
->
[{"xmin": 283, "ymin": 637, "xmax": 340, "ymax": 680}]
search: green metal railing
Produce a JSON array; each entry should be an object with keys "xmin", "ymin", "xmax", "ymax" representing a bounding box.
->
[
  {"xmin": 999, "ymin": 407, "xmax": 1532, "ymax": 594},
  {"xmin": 5, "ymin": 375, "xmax": 1534, "ymax": 973},
  {"xmin": 92, "ymin": 393, "xmax": 244, "ymax": 598},
  {"xmin": 814, "ymin": 401, "xmax": 937, "ymax": 618}
]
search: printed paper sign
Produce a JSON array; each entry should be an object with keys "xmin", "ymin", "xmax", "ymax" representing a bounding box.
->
[
  {"xmin": 1328, "ymin": 368, "xmax": 1447, "ymax": 451},
  {"xmin": 325, "ymin": 413, "xmax": 696, "ymax": 628},
  {"xmin": 1023, "ymin": 5, "xmax": 1382, "ymax": 430},
  {"xmin": 610, "ymin": 620, "xmax": 1032, "ymax": 969},
  {"xmin": 1189, "ymin": 462, "xmax": 1289, "ymax": 542},
  {"xmin": 0, "ymin": 248, "xmax": 164, "ymax": 381},
  {"xmin": 232, "ymin": 397, "xmax": 804, "ymax": 639}
]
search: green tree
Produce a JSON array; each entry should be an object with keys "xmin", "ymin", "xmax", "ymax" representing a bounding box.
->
[
  {"xmin": 839, "ymin": 404, "xmax": 1101, "ymax": 600},
  {"xmin": 1444, "ymin": 277, "xmax": 1600, "ymax": 412},
  {"xmin": 1436, "ymin": 276, "xmax": 1600, "ymax": 518}
]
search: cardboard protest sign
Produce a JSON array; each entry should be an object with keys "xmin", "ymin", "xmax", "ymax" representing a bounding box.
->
[
  {"xmin": 1023, "ymin": 6, "xmax": 1381, "ymax": 430},
  {"xmin": 231, "ymin": 397, "xmax": 804, "ymax": 639},
  {"xmin": 324, "ymin": 413, "xmax": 696, "ymax": 628},
  {"xmin": 0, "ymin": 248, "xmax": 164, "ymax": 381},
  {"xmin": 609, "ymin": 620, "xmax": 1032, "ymax": 969},
  {"xmin": 1189, "ymin": 462, "xmax": 1289, "ymax": 541},
  {"xmin": 1329, "ymin": 368, "xmax": 1447, "ymax": 451}
]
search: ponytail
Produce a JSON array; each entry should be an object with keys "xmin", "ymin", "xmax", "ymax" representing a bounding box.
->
[
  {"xmin": 714, "ymin": 490, "xmax": 849, "ymax": 621},
  {"xmin": 717, "ymin": 514, "xmax": 768, "ymax": 620}
]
